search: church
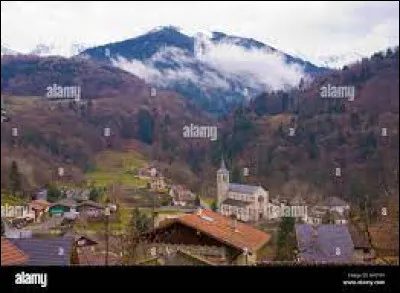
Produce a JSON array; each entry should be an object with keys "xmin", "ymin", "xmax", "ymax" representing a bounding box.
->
[{"xmin": 217, "ymin": 158, "xmax": 269, "ymax": 222}]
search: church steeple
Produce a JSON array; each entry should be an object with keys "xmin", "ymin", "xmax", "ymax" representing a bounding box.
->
[{"xmin": 219, "ymin": 156, "xmax": 227, "ymax": 171}]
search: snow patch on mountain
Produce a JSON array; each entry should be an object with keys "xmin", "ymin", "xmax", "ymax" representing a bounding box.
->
[
  {"xmin": 1, "ymin": 44, "xmax": 20, "ymax": 56},
  {"xmin": 28, "ymin": 42, "xmax": 89, "ymax": 57},
  {"xmin": 316, "ymin": 52, "xmax": 365, "ymax": 69}
]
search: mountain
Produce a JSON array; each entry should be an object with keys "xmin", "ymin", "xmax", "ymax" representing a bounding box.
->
[
  {"xmin": 29, "ymin": 43, "xmax": 89, "ymax": 57},
  {"xmin": 211, "ymin": 46, "xmax": 399, "ymax": 216},
  {"xmin": 1, "ymin": 47, "xmax": 398, "ymax": 226},
  {"xmin": 317, "ymin": 52, "xmax": 365, "ymax": 69},
  {"xmin": 1, "ymin": 54, "xmax": 213, "ymax": 190},
  {"xmin": 80, "ymin": 26, "xmax": 329, "ymax": 115},
  {"xmin": 1, "ymin": 45, "xmax": 20, "ymax": 56}
]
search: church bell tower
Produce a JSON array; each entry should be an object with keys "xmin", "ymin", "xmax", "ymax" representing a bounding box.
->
[{"xmin": 217, "ymin": 157, "xmax": 229, "ymax": 209}]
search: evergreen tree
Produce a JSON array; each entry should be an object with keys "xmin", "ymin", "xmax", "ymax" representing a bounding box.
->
[
  {"xmin": 123, "ymin": 208, "xmax": 152, "ymax": 264},
  {"xmin": 211, "ymin": 200, "xmax": 218, "ymax": 212},
  {"xmin": 231, "ymin": 164, "xmax": 243, "ymax": 183},
  {"xmin": 46, "ymin": 184, "xmax": 62, "ymax": 202},
  {"xmin": 137, "ymin": 109, "xmax": 155, "ymax": 144},
  {"xmin": 1, "ymin": 220, "xmax": 5, "ymax": 236},
  {"xmin": 9, "ymin": 161, "xmax": 21, "ymax": 196},
  {"xmin": 275, "ymin": 217, "xmax": 296, "ymax": 261}
]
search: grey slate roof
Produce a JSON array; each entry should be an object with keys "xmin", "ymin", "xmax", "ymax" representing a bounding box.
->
[
  {"xmin": 228, "ymin": 183, "xmax": 261, "ymax": 194},
  {"xmin": 53, "ymin": 199, "xmax": 77, "ymax": 208},
  {"xmin": 331, "ymin": 211, "xmax": 347, "ymax": 220},
  {"xmin": 222, "ymin": 198, "xmax": 252, "ymax": 208},
  {"xmin": 295, "ymin": 224, "xmax": 354, "ymax": 263},
  {"xmin": 317, "ymin": 197, "xmax": 349, "ymax": 208},
  {"xmin": 10, "ymin": 237, "xmax": 74, "ymax": 266}
]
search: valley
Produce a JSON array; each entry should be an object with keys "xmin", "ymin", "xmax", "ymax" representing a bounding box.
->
[{"xmin": 1, "ymin": 27, "xmax": 398, "ymax": 267}]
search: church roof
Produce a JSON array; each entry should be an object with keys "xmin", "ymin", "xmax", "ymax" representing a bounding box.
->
[
  {"xmin": 228, "ymin": 183, "xmax": 261, "ymax": 194},
  {"xmin": 222, "ymin": 198, "xmax": 252, "ymax": 208}
]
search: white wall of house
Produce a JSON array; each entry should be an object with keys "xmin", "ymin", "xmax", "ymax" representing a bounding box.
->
[
  {"xmin": 334, "ymin": 219, "xmax": 348, "ymax": 225},
  {"xmin": 330, "ymin": 205, "xmax": 350, "ymax": 215}
]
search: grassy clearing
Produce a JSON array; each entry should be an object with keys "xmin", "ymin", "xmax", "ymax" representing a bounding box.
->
[
  {"xmin": 1, "ymin": 193, "xmax": 29, "ymax": 205},
  {"xmin": 86, "ymin": 173, "xmax": 149, "ymax": 188},
  {"xmin": 93, "ymin": 150, "xmax": 146, "ymax": 173},
  {"xmin": 85, "ymin": 150, "xmax": 149, "ymax": 188},
  {"xmin": 73, "ymin": 204, "xmax": 132, "ymax": 234},
  {"xmin": 3, "ymin": 96, "xmax": 43, "ymax": 113},
  {"xmin": 201, "ymin": 197, "xmax": 215, "ymax": 206}
]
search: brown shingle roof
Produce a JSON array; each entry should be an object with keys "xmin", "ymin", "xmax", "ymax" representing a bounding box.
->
[
  {"xmin": 29, "ymin": 199, "xmax": 51, "ymax": 210},
  {"xmin": 348, "ymin": 225, "xmax": 371, "ymax": 249},
  {"xmin": 78, "ymin": 200, "xmax": 105, "ymax": 209},
  {"xmin": 165, "ymin": 209, "xmax": 270, "ymax": 253},
  {"xmin": 77, "ymin": 247, "xmax": 120, "ymax": 265},
  {"xmin": 1, "ymin": 238, "xmax": 28, "ymax": 265}
]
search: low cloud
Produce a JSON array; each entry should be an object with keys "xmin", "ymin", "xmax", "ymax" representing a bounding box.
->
[{"xmin": 112, "ymin": 38, "xmax": 308, "ymax": 97}]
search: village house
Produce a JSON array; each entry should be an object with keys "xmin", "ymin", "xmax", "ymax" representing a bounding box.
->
[
  {"xmin": 144, "ymin": 209, "xmax": 270, "ymax": 265},
  {"xmin": 77, "ymin": 201, "xmax": 105, "ymax": 218},
  {"xmin": 137, "ymin": 165, "xmax": 160, "ymax": 179},
  {"xmin": 304, "ymin": 206, "xmax": 325, "ymax": 225},
  {"xmin": 48, "ymin": 199, "xmax": 78, "ymax": 217},
  {"xmin": 74, "ymin": 235, "xmax": 98, "ymax": 248},
  {"xmin": 1, "ymin": 238, "xmax": 28, "ymax": 265},
  {"xmin": 2, "ymin": 219, "xmax": 32, "ymax": 239},
  {"xmin": 267, "ymin": 196, "xmax": 308, "ymax": 222},
  {"xmin": 315, "ymin": 196, "xmax": 350, "ymax": 215},
  {"xmin": 304, "ymin": 197, "xmax": 350, "ymax": 225},
  {"xmin": 169, "ymin": 185, "xmax": 198, "ymax": 207},
  {"xmin": 34, "ymin": 188, "xmax": 48, "ymax": 201},
  {"xmin": 217, "ymin": 159, "xmax": 269, "ymax": 222},
  {"xmin": 28, "ymin": 200, "xmax": 51, "ymax": 223},
  {"xmin": 330, "ymin": 211, "xmax": 348, "ymax": 225},
  {"xmin": 295, "ymin": 224, "xmax": 355, "ymax": 263},
  {"xmin": 138, "ymin": 165, "xmax": 167, "ymax": 191},
  {"xmin": 368, "ymin": 214, "xmax": 399, "ymax": 264},
  {"xmin": 68, "ymin": 233, "xmax": 121, "ymax": 265},
  {"xmin": 61, "ymin": 187, "xmax": 90, "ymax": 201},
  {"xmin": 9, "ymin": 236, "xmax": 76, "ymax": 266},
  {"xmin": 348, "ymin": 225, "xmax": 375, "ymax": 263},
  {"xmin": 149, "ymin": 176, "xmax": 167, "ymax": 191}
]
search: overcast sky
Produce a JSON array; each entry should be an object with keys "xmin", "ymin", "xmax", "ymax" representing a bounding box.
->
[{"xmin": 1, "ymin": 1, "xmax": 399, "ymax": 64}]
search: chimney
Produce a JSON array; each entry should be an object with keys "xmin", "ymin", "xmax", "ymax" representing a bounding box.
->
[
  {"xmin": 312, "ymin": 224, "xmax": 318, "ymax": 240},
  {"xmin": 231, "ymin": 215, "xmax": 238, "ymax": 232}
]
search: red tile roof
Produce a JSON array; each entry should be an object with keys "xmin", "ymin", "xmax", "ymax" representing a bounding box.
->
[
  {"xmin": 164, "ymin": 209, "xmax": 270, "ymax": 253},
  {"xmin": 1, "ymin": 238, "xmax": 28, "ymax": 265}
]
